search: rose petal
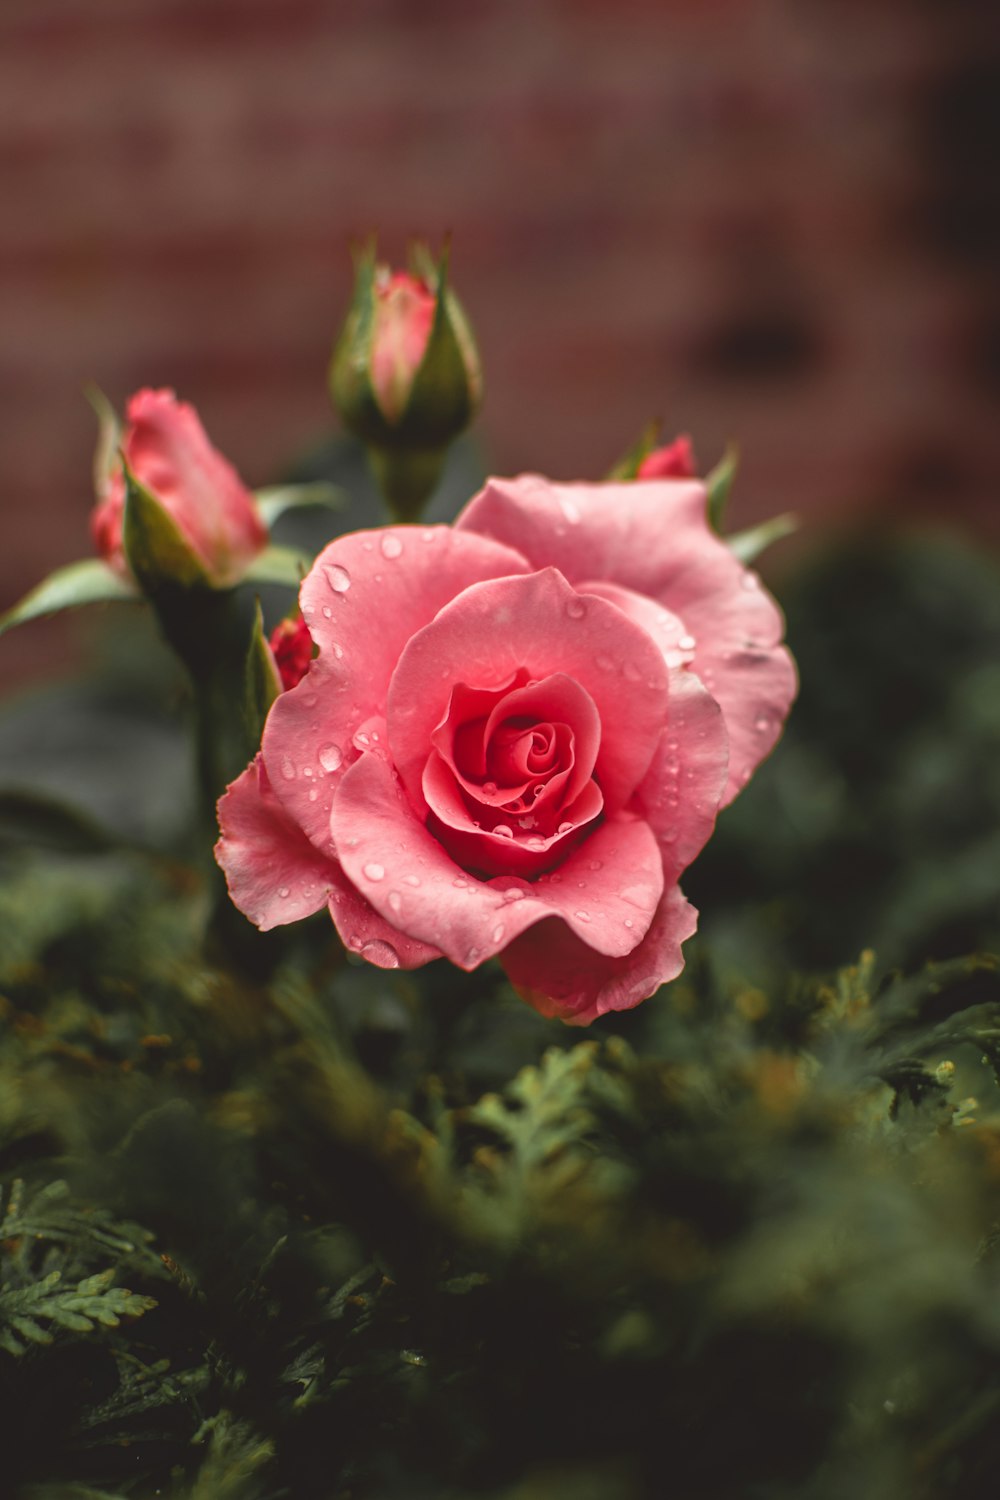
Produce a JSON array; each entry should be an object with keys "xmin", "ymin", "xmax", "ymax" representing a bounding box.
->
[
  {"xmin": 261, "ymin": 526, "xmax": 530, "ymax": 853},
  {"xmin": 499, "ymin": 883, "xmax": 698, "ymax": 1026},
  {"xmin": 387, "ymin": 568, "xmax": 670, "ymax": 818},
  {"xmin": 330, "ymin": 752, "xmax": 663, "ymax": 967},
  {"xmin": 215, "ymin": 755, "xmax": 335, "ymax": 930},
  {"xmin": 634, "ymin": 669, "xmax": 729, "ymax": 882},
  {"xmin": 457, "ymin": 475, "xmax": 796, "ymax": 803},
  {"xmin": 326, "ymin": 869, "xmax": 443, "ymax": 969}
]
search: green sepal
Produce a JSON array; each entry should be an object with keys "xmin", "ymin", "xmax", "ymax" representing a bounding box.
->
[
  {"xmin": 121, "ymin": 458, "xmax": 214, "ymax": 591},
  {"xmin": 242, "ymin": 545, "xmax": 310, "ymax": 590},
  {"xmin": 329, "ymin": 239, "xmax": 381, "ymax": 441},
  {"xmin": 706, "ymin": 443, "xmax": 739, "ymax": 534},
  {"xmin": 243, "ymin": 599, "xmax": 281, "ymax": 752},
  {"xmin": 0, "ymin": 559, "xmax": 137, "ymax": 639},
  {"xmin": 392, "ymin": 241, "xmax": 479, "ymax": 451},
  {"xmin": 84, "ymin": 383, "xmax": 121, "ymax": 498},
  {"xmin": 367, "ymin": 445, "xmax": 449, "ymax": 524},
  {"xmin": 728, "ymin": 511, "xmax": 799, "ymax": 565},
  {"xmin": 606, "ymin": 420, "xmax": 661, "ymax": 481},
  {"xmin": 253, "ymin": 481, "xmax": 346, "ymax": 529}
]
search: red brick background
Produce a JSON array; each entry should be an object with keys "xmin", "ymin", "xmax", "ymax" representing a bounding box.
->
[{"xmin": 2, "ymin": 0, "xmax": 998, "ymax": 685}]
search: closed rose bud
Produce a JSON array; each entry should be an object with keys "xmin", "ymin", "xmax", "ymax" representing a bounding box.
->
[
  {"xmin": 269, "ymin": 612, "xmax": 314, "ymax": 691},
  {"xmin": 330, "ymin": 244, "xmax": 482, "ymax": 519},
  {"xmin": 637, "ymin": 435, "xmax": 697, "ymax": 481},
  {"xmin": 91, "ymin": 388, "xmax": 268, "ymax": 588}
]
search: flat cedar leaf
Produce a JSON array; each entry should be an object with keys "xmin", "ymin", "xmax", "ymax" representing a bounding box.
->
[
  {"xmin": 705, "ymin": 443, "xmax": 739, "ymax": 533},
  {"xmin": 0, "ymin": 1269, "xmax": 155, "ymax": 1354},
  {"xmin": 0, "ymin": 559, "xmax": 137, "ymax": 638},
  {"xmin": 606, "ymin": 419, "xmax": 662, "ymax": 481},
  {"xmin": 253, "ymin": 481, "xmax": 346, "ymax": 528},
  {"xmin": 727, "ymin": 511, "xmax": 799, "ymax": 564},
  {"xmin": 122, "ymin": 460, "xmax": 213, "ymax": 590},
  {"xmin": 243, "ymin": 600, "xmax": 281, "ymax": 749},
  {"xmin": 241, "ymin": 544, "xmax": 310, "ymax": 590}
]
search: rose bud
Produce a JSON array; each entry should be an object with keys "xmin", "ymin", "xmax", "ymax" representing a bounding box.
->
[
  {"xmin": 269, "ymin": 611, "xmax": 314, "ymax": 691},
  {"xmin": 329, "ymin": 244, "xmax": 482, "ymax": 519},
  {"xmin": 637, "ymin": 434, "xmax": 697, "ymax": 480},
  {"xmin": 91, "ymin": 388, "xmax": 267, "ymax": 589}
]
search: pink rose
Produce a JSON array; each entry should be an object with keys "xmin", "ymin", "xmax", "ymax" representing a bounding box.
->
[
  {"xmin": 91, "ymin": 388, "xmax": 267, "ymax": 586},
  {"xmin": 215, "ymin": 475, "xmax": 796, "ymax": 1024}
]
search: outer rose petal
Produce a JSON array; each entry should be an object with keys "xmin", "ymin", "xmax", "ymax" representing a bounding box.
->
[
  {"xmin": 387, "ymin": 568, "xmax": 670, "ymax": 818},
  {"xmin": 456, "ymin": 475, "xmax": 796, "ymax": 804},
  {"xmin": 329, "ymin": 751, "xmax": 664, "ymax": 970},
  {"xmin": 499, "ymin": 884, "xmax": 698, "ymax": 1026},
  {"xmin": 326, "ymin": 867, "xmax": 443, "ymax": 969},
  {"xmin": 635, "ymin": 669, "xmax": 729, "ymax": 882},
  {"xmin": 261, "ymin": 526, "xmax": 530, "ymax": 853},
  {"xmin": 215, "ymin": 755, "xmax": 335, "ymax": 930}
]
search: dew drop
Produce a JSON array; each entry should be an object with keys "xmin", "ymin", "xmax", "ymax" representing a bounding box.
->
[
  {"xmin": 589, "ymin": 859, "xmax": 603, "ymax": 870},
  {"xmin": 467, "ymin": 946, "xmax": 480, "ymax": 963},
  {"xmin": 624, "ymin": 917, "xmax": 635, "ymax": 929},
  {"xmin": 492, "ymin": 924, "xmax": 505, "ymax": 943},
  {"xmin": 280, "ymin": 756, "xmax": 296, "ymax": 780},
  {"xmin": 278, "ymin": 886, "xmax": 290, "ymax": 899},
  {"xmin": 482, "ymin": 780, "xmax": 498, "ymax": 796},
  {"xmin": 575, "ymin": 910, "xmax": 591, "ymax": 922},
  {"xmin": 754, "ymin": 714, "xmax": 770, "ymax": 733},
  {"xmin": 558, "ymin": 495, "xmax": 581, "ymax": 524},
  {"xmin": 493, "ymin": 824, "xmax": 514, "ymax": 839},
  {"xmin": 678, "ymin": 633, "xmax": 697, "ymax": 652},
  {"xmin": 319, "ymin": 743, "xmax": 343, "ymax": 772},
  {"xmin": 352, "ymin": 731, "xmax": 371, "ymax": 750},
  {"xmin": 363, "ymin": 862, "xmax": 386, "ymax": 882},
  {"xmin": 308, "ymin": 788, "xmax": 319, "ymax": 802},
  {"xmin": 388, "ymin": 890, "xmax": 403, "ymax": 914},
  {"xmin": 380, "ymin": 533, "xmax": 403, "ymax": 559},
  {"xmin": 557, "ymin": 821, "xmax": 573, "ymax": 834},
  {"xmin": 453, "ymin": 876, "xmax": 470, "ymax": 888},
  {"xmin": 403, "ymin": 873, "xmax": 421, "ymax": 887},
  {"xmin": 332, "ymin": 643, "xmax": 344, "ymax": 659},
  {"xmin": 360, "ymin": 939, "xmax": 400, "ymax": 969},
  {"xmin": 303, "ymin": 694, "xmax": 318, "ymax": 708},
  {"xmin": 741, "ymin": 572, "xmax": 760, "ymax": 591},
  {"xmin": 502, "ymin": 887, "xmax": 526, "ymax": 902},
  {"xmin": 565, "ymin": 597, "xmax": 587, "ymax": 620},
  {"xmin": 422, "ymin": 528, "xmax": 437, "ymax": 543},
  {"xmin": 623, "ymin": 660, "xmax": 642, "ymax": 682},
  {"xmin": 322, "ymin": 606, "xmax": 332, "ymax": 619},
  {"xmin": 325, "ymin": 563, "xmax": 351, "ymax": 593}
]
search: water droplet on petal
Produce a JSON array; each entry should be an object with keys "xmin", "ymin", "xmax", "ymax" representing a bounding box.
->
[
  {"xmin": 363, "ymin": 862, "xmax": 386, "ymax": 882},
  {"xmin": 575, "ymin": 910, "xmax": 591, "ymax": 922},
  {"xmin": 332, "ymin": 643, "xmax": 344, "ymax": 659},
  {"xmin": 422, "ymin": 528, "xmax": 437, "ymax": 543},
  {"xmin": 557, "ymin": 821, "xmax": 573, "ymax": 835},
  {"xmin": 388, "ymin": 891, "xmax": 403, "ymax": 914},
  {"xmin": 482, "ymin": 780, "xmax": 498, "ymax": 796},
  {"xmin": 380, "ymin": 533, "xmax": 403, "ymax": 559},
  {"xmin": 623, "ymin": 660, "xmax": 642, "ymax": 682},
  {"xmin": 624, "ymin": 917, "xmax": 634, "ymax": 929},
  {"xmin": 742, "ymin": 572, "xmax": 760, "ymax": 591},
  {"xmin": 278, "ymin": 886, "xmax": 290, "ymax": 898},
  {"xmin": 308, "ymin": 788, "xmax": 319, "ymax": 802},
  {"xmin": 678, "ymin": 633, "xmax": 697, "ymax": 652},
  {"xmin": 319, "ymin": 743, "xmax": 343, "ymax": 772},
  {"xmin": 565, "ymin": 597, "xmax": 586, "ymax": 620},
  {"xmin": 558, "ymin": 494, "xmax": 581, "ymax": 524},
  {"xmin": 360, "ymin": 939, "xmax": 400, "ymax": 968},
  {"xmin": 322, "ymin": 606, "xmax": 332, "ymax": 619},
  {"xmin": 453, "ymin": 876, "xmax": 469, "ymax": 888},
  {"xmin": 403, "ymin": 873, "xmax": 421, "ymax": 887},
  {"xmin": 492, "ymin": 924, "xmax": 505, "ymax": 943},
  {"xmin": 502, "ymin": 887, "xmax": 526, "ymax": 902},
  {"xmin": 325, "ymin": 563, "xmax": 351, "ymax": 593},
  {"xmin": 754, "ymin": 714, "xmax": 770, "ymax": 733},
  {"xmin": 493, "ymin": 824, "xmax": 514, "ymax": 839},
  {"xmin": 589, "ymin": 859, "xmax": 603, "ymax": 870},
  {"xmin": 280, "ymin": 756, "xmax": 296, "ymax": 780},
  {"xmin": 352, "ymin": 730, "xmax": 371, "ymax": 750}
]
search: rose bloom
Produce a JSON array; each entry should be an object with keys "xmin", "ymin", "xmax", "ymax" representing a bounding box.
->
[
  {"xmin": 216, "ymin": 476, "xmax": 796, "ymax": 1023},
  {"xmin": 91, "ymin": 388, "xmax": 267, "ymax": 586}
]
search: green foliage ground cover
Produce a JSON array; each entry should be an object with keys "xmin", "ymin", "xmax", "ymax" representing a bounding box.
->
[{"xmin": 1, "ymin": 522, "xmax": 999, "ymax": 1499}]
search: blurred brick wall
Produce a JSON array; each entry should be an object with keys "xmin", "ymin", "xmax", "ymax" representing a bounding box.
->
[{"xmin": 1, "ymin": 0, "xmax": 998, "ymax": 685}]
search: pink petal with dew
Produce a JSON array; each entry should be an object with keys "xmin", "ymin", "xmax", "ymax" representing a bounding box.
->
[
  {"xmin": 387, "ymin": 568, "xmax": 669, "ymax": 819},
  {"xmin": 500, "ymin": 883, "xmax": 698, "ymax": 1026},
  {"xmin": 457, "ymin": 475, "xmax": 796, "ymax": 803},
  {"xmin": 260, "ymin": 526, "xmax": 530, "ymax": 854},
  {"xmin": 215, "ymin": 755, "xmax": 336, "ymax": 931},
  {"xmin": 329, "ymin": 751, "xmax": 663, "ymax": 969},
  {"xmin": 326, "ymin": 865, "xmax": 442, "ymax": 969}
]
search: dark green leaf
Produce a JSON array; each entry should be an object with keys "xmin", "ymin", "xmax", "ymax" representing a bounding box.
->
[{"xmin": 0, "ymin": 560, "xmax": 137, "ymax": 638}]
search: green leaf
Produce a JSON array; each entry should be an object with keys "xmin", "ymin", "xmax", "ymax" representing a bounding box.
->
[
  {"xmin": 606, "ymin": 420, "xmax": 661, "ymax": 481},
  {"xmin": 727, "ymin": 511, "xmax": 799, "ymax": 564},
  {"xmin": 0, "ymin": 789, "xmax": 119, "ymax": 853},
  {"xmin": 243, "ymin": 600, "xmax": 281, "ymax": 750},
  {"xmin": 122, "ymin": 459, "xmax": 213, "ymax": 591},
  {"xmin": 706, "ymin": 443, "xmax": 739, "ymax": 534},
  {"xmin": 0, "ymin": 559, "xmax": 137, "ymax": 638},
  {"xmin": 253, "ymin": 481, "xmax": 346, "ymax": 528},
  {"xmin": 241, "ymin": 544, "xmax": 310, "ymax": 590}
]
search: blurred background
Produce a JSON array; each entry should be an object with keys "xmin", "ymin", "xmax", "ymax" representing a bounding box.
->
[{"xmin": 1, "ymin": 0, "xmax": 998, "ymax": 690}]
